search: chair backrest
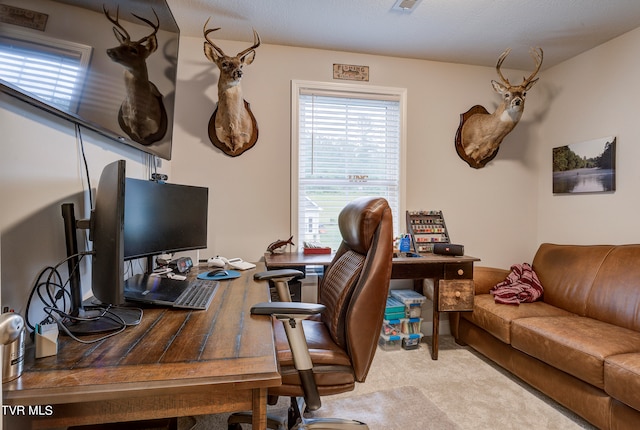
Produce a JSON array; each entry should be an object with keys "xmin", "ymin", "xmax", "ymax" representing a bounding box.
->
[{"xmin": 319, "ymin": 196, "xmax": 393, "ymax": 382}]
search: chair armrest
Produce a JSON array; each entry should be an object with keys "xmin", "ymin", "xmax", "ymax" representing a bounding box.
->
[
  {"xmin": 252, "ymin": 300, "xmax": 325, "ymax": 410},
  {"xmin": 254, "ymin": 269, "xmax": 304, "ymax": 281},
  {"xmin": 251, "ymin": 301, "xmax": 326, "ymax": 316},
  {"xmin": 254, "ymin": 269, "xmax": 305, "ymax": 302}
]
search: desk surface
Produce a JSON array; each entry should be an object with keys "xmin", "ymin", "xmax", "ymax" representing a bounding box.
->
[
  {"xmin": 265, "ymin": 251, "xmax": 480, "ymax": 268},
  {"xmin": 3, "ymin": 263, "xmax": 280, "ymax": 429}
]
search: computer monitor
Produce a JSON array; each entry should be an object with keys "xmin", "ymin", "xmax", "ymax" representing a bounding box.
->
[
  {"xmin": 61, "ymin": 160, "xmax": 127, "ymax": 334},
  {"xmin": 123, "ymin": 178, "xmax": 208, "ymax": 261},
  {"xmin": 61, "ymin": 160, "xmax": 209, "ymax": 334},
  {"xmin": 91, "ymin": 159, "xmax": 127, "ymax": 308}
]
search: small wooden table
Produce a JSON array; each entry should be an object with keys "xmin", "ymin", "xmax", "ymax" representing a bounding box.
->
[
  {"xmin": 264, "ymin": 252, "xmax": 480, "ymax": 360},
  {"xmin": 3, "ymin": 263, "xmax": 280, "ymax": 430}
]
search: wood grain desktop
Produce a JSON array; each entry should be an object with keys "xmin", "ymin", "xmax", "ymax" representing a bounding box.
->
[{"xmin": 3, "ymin": 263, "xmax": 280, "ymax": 430}]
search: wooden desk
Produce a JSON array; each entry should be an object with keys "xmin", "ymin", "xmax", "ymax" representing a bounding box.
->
[
  {"xmin": 3, "ymin": 263, "xmax": 280, "ymax": 430},
  {"xmin": 264, "ymin": 252, "xmax": 480, "ymax": 360}
]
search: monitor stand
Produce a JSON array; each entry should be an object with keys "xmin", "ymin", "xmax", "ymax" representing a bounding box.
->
[
  {"xmin": 61, "ymin": 203, "xmax": 143, "ymax": 335},
  {"xmin": 62, "ymin": 301, "xmax": 143, "ymax": 335}
]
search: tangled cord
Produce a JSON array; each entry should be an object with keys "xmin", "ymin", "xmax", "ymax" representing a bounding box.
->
[
  {"xmin": 44, "ymin": 305, "xmax": 127, "ymax": 344},
  {"xmin": 26, "ymin": 252, "xmax": 128, "ymax": 344}
]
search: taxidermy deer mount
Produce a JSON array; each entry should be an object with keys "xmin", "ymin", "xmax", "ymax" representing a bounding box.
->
[
  {"xmin": 103, "ymin": 6, "xmax": 167, "ymax": 146},
  {"xmin": 203, "ymin": 19, "xmax": 260, "ymax": 157},
  {"xmin": 455, "ymin": 47, "xmax": 543, "ymax": 169}
]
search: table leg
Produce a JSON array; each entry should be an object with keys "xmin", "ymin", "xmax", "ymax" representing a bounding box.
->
[
  {"xmin": 252, "ymin": 387, "xmax": 268, "ymax": 430},
  {"xmin": 431, "ymin": 280, "xmax": 440, "ymax": 360}
]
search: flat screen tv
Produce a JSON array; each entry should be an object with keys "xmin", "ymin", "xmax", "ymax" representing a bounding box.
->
[{"xmin": 0, "ymin": 0, "xmax": 179, "ymax": 160}]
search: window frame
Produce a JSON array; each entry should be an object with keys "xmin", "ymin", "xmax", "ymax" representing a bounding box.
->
[{"xmin": 290, "ymin": 80, "xmax": 407, "ymax": 249}]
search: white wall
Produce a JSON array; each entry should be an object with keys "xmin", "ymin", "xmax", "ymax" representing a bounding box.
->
[
  {"xmin": 536, "ymin": 26, "xmax": 640, "ymax": 245},
  {"xmin": 171, "ymin": 36, "xmax": 542, "ymax": 267}
]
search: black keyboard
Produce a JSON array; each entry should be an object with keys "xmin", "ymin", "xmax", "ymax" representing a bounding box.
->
[{"xmin": 173, "ymin": 279, "xmax": 219, "ymax": 310}]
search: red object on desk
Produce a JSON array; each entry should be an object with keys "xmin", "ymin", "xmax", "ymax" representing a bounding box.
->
[{"xmin": 303, "ymin": 247, "xmax": 331, "ymax": 255}]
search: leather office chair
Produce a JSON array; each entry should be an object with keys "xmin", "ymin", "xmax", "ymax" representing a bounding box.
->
[{"xmin": 229, "ymin": 196, "xmax": 394, "ymax": 429}]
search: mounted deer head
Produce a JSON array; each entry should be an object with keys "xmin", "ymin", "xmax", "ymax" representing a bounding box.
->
[
  {"xmin": 104, "ymin": 5, "xmax": 167, "ymax": 145},
  {"xmin": 203, "ymin": 18, "xmax": 260, "ymax": 157},
  {"xmin": 455, "ymin": 47, "xmax": 543, "ymax": 168}
]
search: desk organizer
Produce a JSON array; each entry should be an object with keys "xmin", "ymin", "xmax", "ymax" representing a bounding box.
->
[{"xmin": 406, "ymin": 210, "xmax": 450, "ymax": 254}]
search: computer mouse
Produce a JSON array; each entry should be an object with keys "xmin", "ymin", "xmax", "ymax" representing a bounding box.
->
[{"xmin": 207, "ymin": 269, "xmax": 228, "ymax": 277}]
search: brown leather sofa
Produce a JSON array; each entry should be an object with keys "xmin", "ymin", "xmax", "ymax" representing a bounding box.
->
[{"xmin": 451, "ymin": 243, "xmax": 640, "ymax": 430}]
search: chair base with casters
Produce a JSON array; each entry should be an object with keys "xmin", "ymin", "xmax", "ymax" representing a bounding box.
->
[
  {"xmin": 228, "ymin": 396, "xmax": 368, "ymax": 430},
  {"xmin": 228, "ymin": 197, "xmax": 393, "ymax": 430}
]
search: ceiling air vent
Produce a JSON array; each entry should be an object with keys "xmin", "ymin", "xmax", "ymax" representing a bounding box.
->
[{"xmin": 392, "ymin": 0, "xmax": 422, "ymax": 12}]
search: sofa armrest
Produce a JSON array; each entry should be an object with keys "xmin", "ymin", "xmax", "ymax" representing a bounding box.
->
[
  {"xmin": 451, "ymin": 267, "xmax": 509, "ymax": 341},
  {"xmin": 474, "ymin": 266, "xmax": 510, "ymax": 295}
]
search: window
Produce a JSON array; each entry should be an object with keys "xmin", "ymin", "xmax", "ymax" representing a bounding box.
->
[
  {"xmin": 292, "ymin": 80, "xmax": 406, "ymax": 250},
  {"xmin": 0, "ymin": 27, "xmax": 91, "ymax": 113}
]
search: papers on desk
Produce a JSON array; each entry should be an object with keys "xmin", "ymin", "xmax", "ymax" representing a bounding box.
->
[{"xmin": 227, "ymin": 258, "xmax": 256, "ymax": 270}]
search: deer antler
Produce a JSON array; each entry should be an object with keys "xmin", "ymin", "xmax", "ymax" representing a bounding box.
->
[
  {"xmin": 522, "ymin": 47, "xmax": 543, "ymax": 86},
  {"xmin": 203, "ymin": 18, "xmax": 226, "ymax": 57},
  {"xmin": 495, "ymin": 47, "xmax": 544, "ymax": 87},
  {"xmin": 131, "ymin": 9, "xmax": 160, "ymax": 44},
  {"xmin": 103, "ymin": 5, "xmax": 130, "ymax": 42},
  {"xmin": 495, "ymin": 48, "xmax": 512, "ymax": 86},
  {"xmin": 237, "ymin": 29, "xmax": 261, "ymax": 59},
  {"xmin": 203, "ymin": 18, "xmax": 261, "ymax": 59},
  {"xmin": 104, "ymin": 6, "xmax": 159, "ymax": 45},
  {"xmin": 202, "ymin": 17, "xmax": 260, "ymax": 58}
]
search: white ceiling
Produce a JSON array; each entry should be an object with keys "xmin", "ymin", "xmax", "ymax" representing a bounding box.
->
[{"xmin": 166, "ymin": 0, "xmax": 640, "ymax": 71}]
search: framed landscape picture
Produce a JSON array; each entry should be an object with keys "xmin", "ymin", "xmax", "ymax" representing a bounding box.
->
[{"xmin": 552, "ymin": 136, "xmax": 616, "ymax": 194}]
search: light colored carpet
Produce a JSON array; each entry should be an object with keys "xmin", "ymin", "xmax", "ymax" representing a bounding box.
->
[
  {"xmin": 179, "ymin": 336, "xmax": 597, "ymax": 430},
  {"xmin": 310, "ymin": 386, "xmax": 459, "ymax": 429},
  {"xmin": 180, "ymin": 386, "xmax": 456, "ymax": 430}
]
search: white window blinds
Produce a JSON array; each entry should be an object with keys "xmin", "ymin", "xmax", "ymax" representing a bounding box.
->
[{"xmin": 293, "ymin": 82, "xmax": 404, "ymax": 250}]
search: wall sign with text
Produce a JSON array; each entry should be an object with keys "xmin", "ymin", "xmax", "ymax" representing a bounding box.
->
[{"xmin": 333, "ymin": 64, "xmax": 369, "ymax": 81}]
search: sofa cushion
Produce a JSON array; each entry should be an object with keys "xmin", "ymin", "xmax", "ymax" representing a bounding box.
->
[
  {"xmin": 461, "ymin": 294, "xmax": 575, "ymax": 344},
  {"xmin": 511, "ymin": 316, "xmax": 640, "ymax": 389},
  {"xmin": 605, "ymin": 353, "xmax": 640, "ymax": 411},
  {"xmin": 532, "ymin": 244, "xmax": 614, "ymax": 315},
  {"xmin": 587, "ymin": 245, "xmax": 640, "ymax": 331}
]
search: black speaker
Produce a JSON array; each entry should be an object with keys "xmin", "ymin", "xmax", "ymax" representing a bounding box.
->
[{"xmin": 433, "ymin": 243, "xmax": 464, "ymax": 256}]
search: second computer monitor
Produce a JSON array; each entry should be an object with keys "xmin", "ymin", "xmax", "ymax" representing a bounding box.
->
[{"xmin": 123, "ymin": 178, "xmax": 209, "ymax": 261}]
